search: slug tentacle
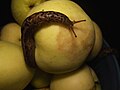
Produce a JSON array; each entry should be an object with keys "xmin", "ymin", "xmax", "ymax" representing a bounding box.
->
[
  {"xmin": 21, "ymin": 11, "xmax": 86, "ymax": 67},
  {"xmin": 72, "ymin": 20, "xmax": 86, "ymax": 24}
]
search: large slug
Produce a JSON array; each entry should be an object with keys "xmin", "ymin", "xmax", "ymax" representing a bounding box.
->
[{"xmin": 21, "ymin": 11, "xmax": 86, "ymax": 67}]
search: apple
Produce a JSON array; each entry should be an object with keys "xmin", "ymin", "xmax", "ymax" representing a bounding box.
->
[
  {"xmin": 0, "ymin": 22, "xmax": 21, "ymax": 46},
  {"xmin": 88, "ymin": 21, "xmax": 103, "ymax": 60},
  {"xmin": 26, "ymin": 0, "xmax": 95, "ymax": 74},
  {"xmin": 0, "ymin": 41, "xmax": 34, "ymax": 90},
  {"xmin": 50, "ymin": 65, "xmax": 95, "ymax": 90},
  {"xmin": 11, "ymin": 0, "xmax": 46, "ymax": 25},
  {"xmin": 30, "ymin": 68, "xmax": 52, "ymax": 89}
]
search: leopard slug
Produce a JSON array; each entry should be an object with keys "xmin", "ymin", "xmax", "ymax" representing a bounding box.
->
[{"xmin": 21, "ymin": 11, "xmax": 86, "ymax": 67}]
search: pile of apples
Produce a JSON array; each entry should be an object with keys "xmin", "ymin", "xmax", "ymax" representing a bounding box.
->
[{"xmin": 0, "ymin": 0, "xmax": 103, "ymax": 90}]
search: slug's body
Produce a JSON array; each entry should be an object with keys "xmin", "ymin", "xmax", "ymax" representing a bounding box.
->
[{"xmin": 21, "ymin": 11, "xmax": 86, "ymax": 67}]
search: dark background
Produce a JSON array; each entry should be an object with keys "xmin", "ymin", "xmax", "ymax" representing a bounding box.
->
[{"xmin": 0, "ymin": 0, "xmax": 119, "ymax": 65}]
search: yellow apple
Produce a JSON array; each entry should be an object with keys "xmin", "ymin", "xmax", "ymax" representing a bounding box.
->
[
  {"xmin": 25, "ymin": 0, "xmax": 95, "ymax": 74},
  {"xmin": 0, "ymin": 41, "xmax": 34, "ymax": 90},
  {"xmin": 11, "ymin": 0, "xmax": 46, "ymax": 25},
  {"xmin": 50, "ymin": 65, "xmax": 95, "ymax": 90},
  {"xmin": 0, "ymin": 22, "xmax": 21, "ymax": 46},
  {"xmin": 88, "ymin": 21, "xmax": 103, "ymax": 60},
  {"xmin": 30, "ymin": 68, "xmax": 52, "ymax": 89}
]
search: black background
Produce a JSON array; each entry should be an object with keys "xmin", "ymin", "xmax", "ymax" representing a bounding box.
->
[{"xmin": 0, "ymin": 0, "xmax": 119, "ymax": 65}]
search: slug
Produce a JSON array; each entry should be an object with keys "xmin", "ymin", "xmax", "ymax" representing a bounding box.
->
[{"xmin": 21, "ymin": 11, "xmax": 86, "ymax": 67}]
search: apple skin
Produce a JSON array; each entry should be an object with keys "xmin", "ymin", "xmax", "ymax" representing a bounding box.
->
[
  {"xmin": 0, "ymin": 22, "xmax": 21, "ymax": 46},
  {"xmin": 50, "ymin": 65, "xmax": 95, "ymax": 90},
  {"xmin": 26, "ymin": 0, "xmax": 95, "ymax": 74},
  {"xmin": 0, "ymin": 41, "xmax": 34, "ymax": 90},
  {"xmin": 30, "ymin": 68, "xmax": 52, "ymax": 89},
  {"xmin": 11, "ymin": 0, "xmax": 46, "ymax": 25},
  {"xmin": 87, "ymin": 21, "xmax": 103, "ymax": 60}
]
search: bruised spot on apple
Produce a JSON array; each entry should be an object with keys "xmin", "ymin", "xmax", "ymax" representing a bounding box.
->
[{"xmin": 56, "ymin": 25, "xmax": 91, "ymax": 61}]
